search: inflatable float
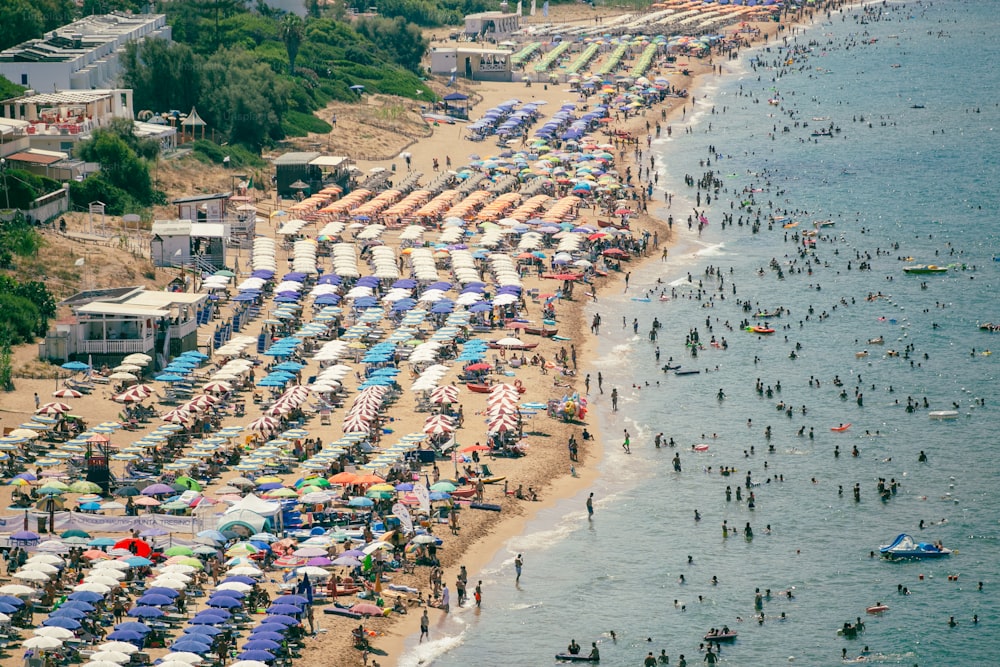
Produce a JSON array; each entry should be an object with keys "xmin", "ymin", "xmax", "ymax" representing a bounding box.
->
[
  {"xmin": 866, "ymin": 604, "xmax": 889, "ymax": 614},
  {"xmin": 704, "ymin": 631, "xmax": 738, "ymax": 642},
  {"xmin": 555, "ymin": 654, "xmax": 599, "ymax": 663},
  {"xmin": 692, "ymin": 444, "xmax": 710, "ymax": 452},
  {"xmin": 928, "ymin": 411, "xmax": 959, "ymax": 419},
  {"xmin": 830, "ymin": 423, "xmax": 852, "ymax": 432},
  {"xmin": 747, "ymin": 326, "xmax": 775, "ymax": 334}
]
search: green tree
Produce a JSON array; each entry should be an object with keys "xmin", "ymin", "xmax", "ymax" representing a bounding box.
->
[
  {"xmin": 0, "ymin": 293, "xmax": 41, "ymax": 345},
  {"xmin": 121, "ymin": 39, "xmax": 201, "ymax": 115},
  {"xmin": 76, "ymin": 129, "xmax": 156, "ymax": 204},
  {"xmin": 280, "ymin": 14, "xmax": 305, "ymax": 75},
  {"xmin": 0, "ymin": 336, "xmax": 13, "ymax": 392},
  {"xmin": 0, "ymin": 0, "xmax": 44, "ymax": 51},
  {"xmin": 355, "ymin": 16, "xmax": 428, "ymax": 73}
]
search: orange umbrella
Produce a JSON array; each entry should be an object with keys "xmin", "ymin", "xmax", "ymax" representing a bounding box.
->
[
  {"xmin": 354, "ymin": 474, "xmax": 385, "ymax": 486},
  {"xmin": 328, "ymin": 471, "xmax": 357, "ymax": 485}
]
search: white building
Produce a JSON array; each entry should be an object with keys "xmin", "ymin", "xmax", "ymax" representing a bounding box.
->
[
  {"xmin": 0, "ymin": 89, "xmax": 133, "ymax": 155},
  {"xmin": 43, "ymin": 287, "xmax": 210, "ymax": 364},
  {"xmin": 0, "ymin": 13, "xmax": 170, "ymax": 92},
  {"xmin": 464, "ymin": 12, "xmax": 521, "ymax": 40}
]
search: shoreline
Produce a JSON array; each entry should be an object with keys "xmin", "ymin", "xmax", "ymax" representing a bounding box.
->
[{"xmin": 377, "ymin": 4, "xmax": 848, "ymax": 664}]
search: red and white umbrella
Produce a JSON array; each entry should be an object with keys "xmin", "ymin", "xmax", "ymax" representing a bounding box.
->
[
  {"xmin": 132, "ymin": 384, "xmax": 154, "ymax": 397},
  {"xmin": 203, "ymin": 381, "xmax": 233, "ymax": 394},
  {"xmin": 487, "ymin": 418, "xmax": 517, "ymax": 434},
  {"xmin": 113, "ymin": 390, "xmax": 143, "ymax": 403},
  {"xmin": 422, "ymin": 414, "xmax": 455, "ymax": 435},
  {"xmin": 51, "ymin": 389, "xmax": 82, "ymax": 399},
  {"xmin": 37, "ymin": 403, "xmax": 71, "ymax": 414},
  {"xmin": 189, "ymin": 395, "xmax": 219, "ymax": 409},
  {"xmin": 341, "ymin": 415, "xmax": 371, "ymax": 434},
  {"xmin": 266, "ymin": 402, "xmax": 294, "ymax": 417},
  {"xmin": 162, "ymin": 409, "xmax": 192, "ymax": 424},
  {"xmin": 430, "ymin": 386, "xmax": 459, "ymax": 404},
  {"xmin": 248, "ymin": 416, "xmax": 278, "ymax": 432}
]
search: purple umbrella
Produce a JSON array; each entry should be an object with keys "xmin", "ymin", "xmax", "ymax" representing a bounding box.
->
[
  {"xmin": 243, "ymin": 639, "xmax": 280, "ymax": 651},
  {"xmin": 266, "ymin": 604, "xmax": 302, "ymax": 615},
  {"xmin": 249, "ymin": 630, "xmax": 286, "ymax": 641},
  {"xmin": 222, "ymin": 575, "xmax": 257, "ymax": 585},
  {"xmin": 341, "ymin": 549, "xmax": 365, "ymax": 558},
  {"xmin": 292, "ymin": 547, "xmax": 327, "ymax": 558},
  {"xmin": 128, "ymin": 606, "xmax": 165, "ymax": 618},
  {"xmin": 305, "ymin": 557, "xmax": 332, "ymax": 567},
  {"xmin": 207, "ymin": 596, "xmax": 242, "ymax": 608},
  {"xmin": 260, "ymin": 615, "xmax": 298, "ymax": 626},
  {"xmin": 210, "ymin": 588, "xmax": 245, "ymax": 598},
  {"xmin": 141, "ymin": 484, "xmax": 174, "ymax": 496},
  {"xmin": 184, "ymin": 626, "xmax": 223, "ymax": 636},
  {"xmin": 237, "ymin": 650, "xmax": 275, "ymax": 662},
  {"xmin": 273, "ymin": 595, "xmax": 309, "ymax": 605},
  {"xmin": 427, "ymin": 281, "xmax": 452, "ymax": 291}
]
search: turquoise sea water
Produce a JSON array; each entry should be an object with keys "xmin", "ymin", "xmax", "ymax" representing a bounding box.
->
[{"xmin": 401, "ymin": 2, "xmax": 1000, "ymax": 665}]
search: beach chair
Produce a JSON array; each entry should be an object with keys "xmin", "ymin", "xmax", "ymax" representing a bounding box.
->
[{"xmin": 479, "ymin": 464, "xmax": 494, "ymax": 478}]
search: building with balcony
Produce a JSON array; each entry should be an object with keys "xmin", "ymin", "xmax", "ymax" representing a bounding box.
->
[
  {"xmin": 42, "ymin": 287, "xmax": 211, "ymax": 367},
  {"xmin": 0, "ymin": 13, "xmax": 170, "ymax": 92}
]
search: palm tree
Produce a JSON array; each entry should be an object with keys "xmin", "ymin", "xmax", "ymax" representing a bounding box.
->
[{"xmin": 280, "ymin": 15, "xmax": 305, "ymax": 76}]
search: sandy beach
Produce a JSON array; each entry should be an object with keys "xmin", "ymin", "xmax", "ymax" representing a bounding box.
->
[{"xmin": 0, "ymin": 3, "xmax": 840, "ymax": 666}]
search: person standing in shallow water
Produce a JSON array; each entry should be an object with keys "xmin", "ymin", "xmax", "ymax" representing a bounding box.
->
[{"xmin": 611, "ymin": 387, "xmax": 618, "ymax": 411}]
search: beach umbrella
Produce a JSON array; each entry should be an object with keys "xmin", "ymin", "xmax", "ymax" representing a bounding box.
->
[
  {"xmin": 24, "ymin": 636, "xmax": 64, "ymax": 650},
  {"xmin": 90, "ymin": 651, "xmax": 132, "ymax": 664},
  {"xmin": 135, "ymin": 593, "xmax": 174, "ymax": 606},
  {"xmin": 98, "ymin": 642, "xmax": 139, "ymax": 655},
  {"xmin": 66, "ymin": 591, "xmax": 103, "ymax": 602},
  {"xmin": 33, "ymin": 627, "xmax": 74, "ymax": 639},
  {"xmin": 184, "ymin": 626, "xmax": 223, "ymax": 636},
  {"xmin": 42, "ymin": 617, "xmax": 81, "ymax": 629},
  {"xmin": 350, "ymin": 603, "xmax": 384, "ymax": 616},
  {"xmin": 266, "ymin": 604, "xmax": 302, "ymax": 615},
  {"xmin": 113, "ymin": 622, "xmax": 151, "ymax": 635},
  {"xmin": 127, "ymin": 606, "xmax": 164, "ymax": 619},
  {"xmin": 259, "ymin": 615, "xmax": 297, "ymax": 626},
  {"xmin": 165, "ymin": 653, "xmax": 206, "ymax": 664}
]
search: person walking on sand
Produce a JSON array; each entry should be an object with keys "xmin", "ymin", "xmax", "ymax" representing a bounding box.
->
[
  {"xmin": 611, "ymin": 387, "xmax": 618, "ymax": 411},
  {"xmin": 587, "ymin": 492, "xmax": 594, "ymax": 519},
  {"xmin": 623, "ymin": 430, "xmax": 631, "ymax": 454},
  {"xmin": 598, "ymin": 372, "xmax": 604, "ymax": 394},
  {"xmin": 419, "ymin": 610, "xmax": 429, "ymax": 642},
  {"xmin": 514, "ymin": 554, "xmax": 523, "ymax": 583}
]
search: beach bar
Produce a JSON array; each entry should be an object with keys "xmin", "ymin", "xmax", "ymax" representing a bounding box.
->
[{"xmin": 45, "ymin": 287, "xmax": 210, "ymax": 366}]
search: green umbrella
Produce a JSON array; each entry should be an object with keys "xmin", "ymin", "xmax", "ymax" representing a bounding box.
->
[
  {"xmin": 164, "ymin": 545, "xmax": 194, "ymax": 557},
  {"xmin": 69, "ymin": 481, "xmax": 102, "ymax": 494},
  {"xmin": 61, "ymin": 529, "xmax": 91, "ymax": 539},
  {"xmin": 430, "ymin": 482, "xmax": 457, "ymax": 493},
  {"xmin": 173, "ymin": 476, "xmax": 202, "ymax": 491}
]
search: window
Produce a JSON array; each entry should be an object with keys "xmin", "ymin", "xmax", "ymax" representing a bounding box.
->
[{"xmin": 20, "ymin": 74, "xmax": 28, "ymax": 85}]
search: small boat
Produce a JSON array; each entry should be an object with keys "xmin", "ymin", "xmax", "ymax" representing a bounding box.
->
[
  {"xmin": 879, "ymin": 533, "xmax": 951, "ymax": 559},
  {"xmin": 928, "ymin": 410, "xmax": 959, "ymax": 419},
  {"xmin": 487, "ymin": 341, "xmax": 538, "ymax": 350},
  {"xmin": 811, "ymin": 129, "xmax": 833, "ymax": 137},
  {"xmin": 902, "ymin": 264, "xmax": 948, "ymax": 274},
  {"xmin": 674, "ymin": 369, "xmax": 701, "ymax": 376},
  {"xmin": 524, "ymin": 327, "xmax": 559, "ymax": 337},
  {"xmin": 814, "ymin": 220, "xmax": 835, "ymax": 228},
  {"xmin": 450, "ymin": 487, "xmax": 476, "ymax": 499},
  {"xmin": 555, "ymin": 654, "xmax": 599, "ymax": 663},
  {"xmin": 466, "ymin": 383, "xmax": 526, "ymax": 394},
  {"xmin": 830, "ymin": 423, "xmax": 852, "ymax": 432},
  {"xmin": 704, "ymin": 631, "xmax": 738, "ymax": 642}
]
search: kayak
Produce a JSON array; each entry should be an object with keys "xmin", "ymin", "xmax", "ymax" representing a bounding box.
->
[{"xmin": 555, "ymin": 655, "xmax": 599, "ymax": 663}]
